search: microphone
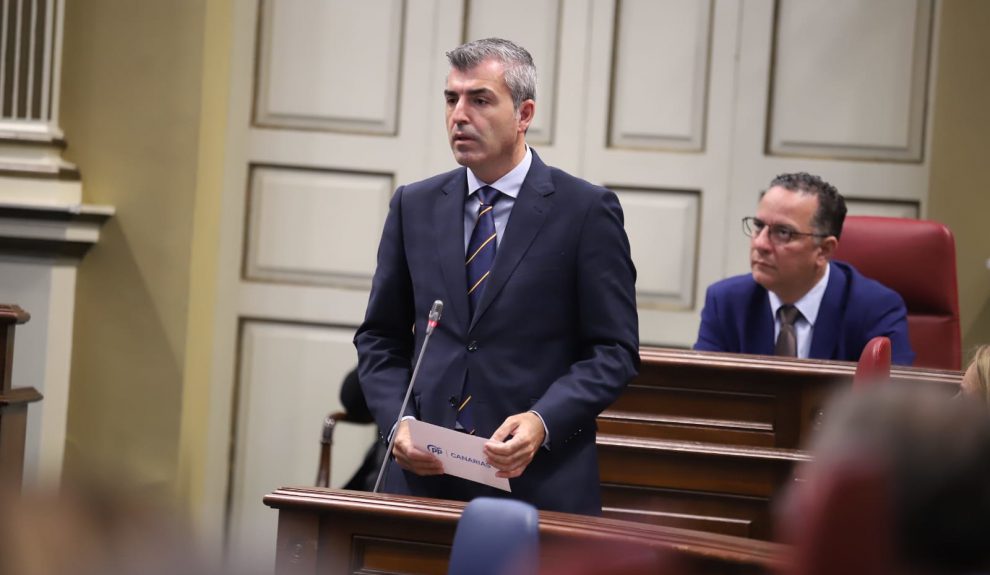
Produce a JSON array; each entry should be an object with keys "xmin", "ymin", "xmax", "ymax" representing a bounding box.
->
[
  {"xmin": 373, "ymin": 299, "xmax": 444, "ymax": 493},
  {"xmin": 426, "ymin": 300, "xmax": 443, "ymax": 335}
]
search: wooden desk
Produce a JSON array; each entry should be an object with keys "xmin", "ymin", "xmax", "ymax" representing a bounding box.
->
[
  {"xmin": 596, "ymin": 347, "xmax": 961, "ymax": 538},
  {"xmin": 264, "ymin": 487, "xmax": 786, "ymax": 575},
  {"xmin": 0, "ymin": 304, "xmax": 41, "ymax": 489},
  {"xmin": 314, "ymin": 347, "xmax": 961, "ymax": 540}
]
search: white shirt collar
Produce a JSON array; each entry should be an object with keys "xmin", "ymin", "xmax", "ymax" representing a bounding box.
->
[
  {"xmin": 466, "ymin": 146, "xmax": 531, "ymax": 199},
  {"xmin": 768, "ymin": 262, "xmax": 831, "ymax": 326}
]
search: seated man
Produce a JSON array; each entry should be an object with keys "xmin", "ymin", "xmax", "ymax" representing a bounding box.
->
[{"xmin": 695, "ymin": 172, "xmax": 914, "ymax": 365}]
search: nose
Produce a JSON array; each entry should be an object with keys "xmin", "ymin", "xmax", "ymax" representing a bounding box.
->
[
  {"xmin": 752, "ymin": 224, "xmax": 772, "ymax": 252},
  {"xmin": 449, "ymin": 98, "xmax": 469, "ymax": 125}
]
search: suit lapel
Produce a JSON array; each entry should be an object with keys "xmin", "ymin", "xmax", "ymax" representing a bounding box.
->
[
  {"xmin": 469, "ymin": 152, "xmax": 554, "ymax": 331},
  {"xmin": 435, "ymin": 170, "xmax": 470, "ymax": 330},
  {"xmin": 749, "ymin": 290, "xmax": 776, "ymax": 355},
  {"xmin": 809, "ymin": 262, "xmax": 845, "ymax": 360}
]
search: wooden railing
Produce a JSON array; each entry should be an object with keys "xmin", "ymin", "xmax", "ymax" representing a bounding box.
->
[
  {"xmin": 317, "ymin": 347, "xmax": 962, "ymax": 541},
  {"xmin": 264, "ymin": 487, "xmax": 786, "ymax": 575},
  {"xmin": 596, "ymin": 347, "xmax": 960, "ymax": 539},
  {"xmin": 0, "ymin": 303, "xmax": 41, "ymax": 488}
]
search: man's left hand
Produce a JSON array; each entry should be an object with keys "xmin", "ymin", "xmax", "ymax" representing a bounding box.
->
[{"xmin": 483, "ymin": 412, "xmax": 546, "ymax": 479}]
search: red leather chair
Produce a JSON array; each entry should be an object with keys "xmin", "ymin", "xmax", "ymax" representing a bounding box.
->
[
  {"xmin": 855, "ymin": 336, "xmax": 891, "ymax": 387},
  {"xmin": 833, "ymin": 216, "xmax": 961, "ymax": 370}
]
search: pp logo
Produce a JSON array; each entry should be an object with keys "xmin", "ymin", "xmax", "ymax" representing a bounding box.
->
[{"xmin": 427, "ymin": 444, "xmax": 443, "ymax": 455}]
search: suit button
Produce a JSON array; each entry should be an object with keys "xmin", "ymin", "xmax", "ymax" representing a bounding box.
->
[
  {"xmin": 467, "ymin": 341, "xmax": 478, "ymax": 352},
  {"xmin": 448, "ymin": 396, "xmax": 457, "ymax": 407}
]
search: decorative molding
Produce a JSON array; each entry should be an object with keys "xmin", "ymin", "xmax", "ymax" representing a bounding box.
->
[
  {"xmin": 253, "ymin": 0, "xmax": 405, "ymax": 135},
  {"xmin": 0, "ymin": 201, "xmax": 114, "ymax": 259},
  {"xmin": 611, "ymin": 186, "xmax": 700, "ymax": 310},
  {"xmin": 766, "ymin": 0, "xmax": 933, "ymax": 162},
  {"xmin": 0, "ymin": 0, "xmax": 61, "ymax": 123},
  {"xmin": 244, "ymin": 165, "xmax": 392, "ymax": 287},
  {"xmin": 844, "ymin": 198, "xmax": 920, "ymax": 219},
  {"xmin": 464, "ymin": 0, "xmax": 561, "ymax": 145},
  {"xmin": 609, "ymin": 0, "xmax": 713, "ymax": 151}
]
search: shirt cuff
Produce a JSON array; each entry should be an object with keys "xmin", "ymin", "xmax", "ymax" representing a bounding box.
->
[
  {"xmin": 528, "ymin": 410, "xmax": 550, "ymax": 449},
  {"xmin": 388, "ymin": 415, "xmax": 417, "ymax": 442}
]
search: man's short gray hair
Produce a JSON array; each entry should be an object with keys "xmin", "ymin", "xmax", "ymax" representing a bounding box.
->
[{"xmin": 446, "ymin": 37, "xmax": 537, "ymax": 110}]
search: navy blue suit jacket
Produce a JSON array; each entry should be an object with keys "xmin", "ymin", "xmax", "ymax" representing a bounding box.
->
[
  {"xmin": 354, "ymin": 151, "xmax": 639, "ymax": 514},
  {"xmin": 694, "ymin": 261, "xmax": 914, "ymax": 365}
]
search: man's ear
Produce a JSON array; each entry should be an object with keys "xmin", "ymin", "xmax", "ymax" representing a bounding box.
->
[
  {"xmin": 818, "ymin": 236, "xmax": 838, "ymax": 263},
  {"xmin": 517, "ymin": 99, "xmax": 535, "ymax": 133}
]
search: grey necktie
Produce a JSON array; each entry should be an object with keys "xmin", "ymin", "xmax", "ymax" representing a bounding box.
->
[{"xmin": 775, "ymin": 305, "xmax": 801, "ymax": 357}]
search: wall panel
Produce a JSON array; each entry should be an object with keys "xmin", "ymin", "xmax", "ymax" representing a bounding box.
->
[
  {"xmin": 466, "ymin": 0, "xmax": 559, "ymax": 144},
  {"xmin": 245, "ymin": 166, "xmax": 393, "ymax": 287},
  {"xmin": 610, "ymin": 0, "xmax": 712, "ymax": 151},
  {"xmin": 228, "ymin": 321, "xmax": 372, "ymax": 563},
  {"xmin": 615, "ymin": 188, "xmax": 700, "ymax": 309},
  {"xmin": 254, "ymin": 0, "xmax": 405, "ymax": 134},
  {"xmin": 768, "ymin": 0, "xmax": 933, "ymax": 161}
]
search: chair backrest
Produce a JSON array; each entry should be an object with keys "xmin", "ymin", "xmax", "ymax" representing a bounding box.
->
[
  {"xmin": 833, "ymin": 216, "xmax": 961, "ymax": 370},
  {"xmin": 855, "ymin": 336, "xmax": 891, "ymax": 388},
  {"xmin": 447, "ymin": 497, "xmax": 539, "ymax": 575}
]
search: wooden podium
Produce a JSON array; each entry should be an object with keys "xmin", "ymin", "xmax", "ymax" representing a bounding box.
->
[
  {"xmin": 597, "ymin": 348, "xmax": 960, "ymax": 539},
  {"xmin": 264, "ymin": 487, "xmax": 785, "ymax": 575},
  {"xmin": 312, "ymin": 347, "xmax": 961, "ymax": 541},
  {"xmin": 0, "ymin": 304, "xmax": 42, "ymax": 488}
]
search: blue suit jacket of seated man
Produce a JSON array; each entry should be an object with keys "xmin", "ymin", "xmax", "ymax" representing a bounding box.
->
[{"xmin": 694, "ymin": 260, "xmax": 915, "ymax": 365}]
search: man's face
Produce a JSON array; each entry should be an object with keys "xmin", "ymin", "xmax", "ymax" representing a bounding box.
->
[
  {"xmin": 445, "ymin": 58, "xmax": 534, "ymax": 183},
  {"xmin": 750, "ymin": 186, "xmax": 834, "ymax": 303}
]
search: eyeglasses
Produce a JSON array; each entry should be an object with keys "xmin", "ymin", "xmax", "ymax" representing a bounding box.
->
[{"xmin": 742, "ymin": 217, "xmax": 829, "ymax": 245}]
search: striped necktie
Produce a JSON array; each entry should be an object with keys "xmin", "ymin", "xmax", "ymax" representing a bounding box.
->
[
  {"xmin": 457, "ymin": 185, "xmax": 499, "ymax": 434},
  {"xmin": 465, "ymin": 185, "xmax": 500, "ymax": 319}
]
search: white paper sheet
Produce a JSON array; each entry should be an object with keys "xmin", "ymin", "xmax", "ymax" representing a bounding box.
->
[{"xmin": 407, "ymin": 419, "xmax": 511, "ymax": 492}]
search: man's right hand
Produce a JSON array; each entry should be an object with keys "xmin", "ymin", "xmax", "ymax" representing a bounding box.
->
[{"xmin": 392, "ymin": 419, "xmax": 444, "ymax": 476}]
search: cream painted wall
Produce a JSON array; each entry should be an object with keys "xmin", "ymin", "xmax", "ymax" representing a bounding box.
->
[
  {"xmin": 928, "ymin": 0, "xmax": 990, "ymax": 355},
  {"xmin": 58, "ymin": 0, "xmax": 217, "ymax": 495},
  {"xmin": 45, "ymin": 0, "xmax": 989, "ymax": 537}
]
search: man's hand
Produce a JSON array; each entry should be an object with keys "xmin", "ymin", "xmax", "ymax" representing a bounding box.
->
[
  {"xmin": 484, "ymin": 412, "xmax": 546, "ymax": 479},
  {"xmin": 392, "ymin": 419, "xmax": 444, "ymax": 476}
]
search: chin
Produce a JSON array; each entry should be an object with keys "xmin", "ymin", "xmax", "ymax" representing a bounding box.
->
[
  {"xmin": 452, "ymin": 149, "xmax": 481, "ymax": 167},
  {"xmin": 751, "ymin": 269, "xmax": 775, "ymax": 292}
]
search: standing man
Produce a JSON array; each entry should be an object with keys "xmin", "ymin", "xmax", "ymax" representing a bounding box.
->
[
  {"xmin": 694, "ymin": 172, "xmax": 914, "ymax": 364},
  {"xmin": 354, "ymin": 38, "xmax": 639, "ymax": 515}
]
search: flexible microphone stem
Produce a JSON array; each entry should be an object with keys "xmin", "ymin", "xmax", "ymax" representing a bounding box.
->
[{"xmin": 373, "ymin": 300, "xmax": 444, "ymax": 493}]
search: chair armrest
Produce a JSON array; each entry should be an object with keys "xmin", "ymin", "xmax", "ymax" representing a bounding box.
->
[{"xmin": 316, "ymin": 411, "xmax": 349, "ymax": 487}]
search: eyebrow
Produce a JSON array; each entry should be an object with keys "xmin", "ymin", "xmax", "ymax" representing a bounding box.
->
[
  {"xmin": 444, "ymin": 87, "xmax": 497, "ymax": 99},
  {"xmin": 755, "ymin": 217, "xmax": 800, "ymax": 230}
]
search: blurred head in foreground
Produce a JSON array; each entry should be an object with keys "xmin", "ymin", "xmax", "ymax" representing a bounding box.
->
[
  {"xmin": 782, "ymin": 384, "xmax": 990, "ymax": 575},
  {"xmin": 0, "ymin": 482, "xmax": 223, "ymax": 575},
  {"xmin": 960, "ymin": 344, "xmax": 990, "ymax": 408}
]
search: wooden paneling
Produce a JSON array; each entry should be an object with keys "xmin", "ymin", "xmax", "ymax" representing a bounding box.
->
[
  {"xmin": 0, "ymin": 304, "xmax": 40, "ymax": 489},
  {"xmin": 610, "ymin": 0, "xmax": 712, "ymax": 151},
  {"xmin": 615, "ymin": 188, "xmax": 700, "ymax": 309},
  {"xmin": 768, "ymin": 0, "xmax": 933, "ymax": 161},
  {"xmin": 602, "ymin": 484, "xmax": 768, "ymax": 539},
  {"xmin": 593, "ymin": 347, "xmax": 960, "ymax": 539},
  {"xmin": 229, "ymin": 321, "xmax": 374, "ymax": 564},
  {"xmin": 845, "ymin": 198, "xmax": 920, "ymax": 219},
  {"xmin": 254, "ymin": 0, "xmax": 404, "ymax": 133},
  {"xmin": 245, "ymin": 166, "xmax": 392, "ymax": 287},
  {"xmin": 465, "ymin": 0, "xmax": 560, "ymax": 145},
  {"xmin": 265, "ymin": 488, "xmax": 786, "ymax": 575}
]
